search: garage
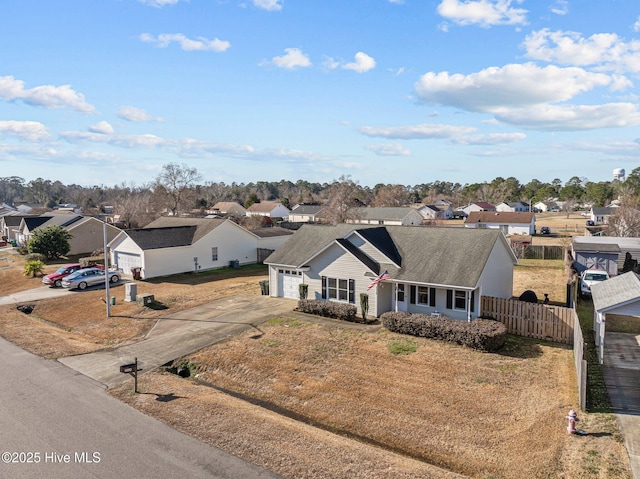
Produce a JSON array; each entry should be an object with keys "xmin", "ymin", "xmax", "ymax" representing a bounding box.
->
[
  {"xmin": 277, "ymin": 269, "xmax": 303, "ymax": 299},
  {"xmin": 114, "ymin": 252, "xmax": 142, "ymax": 275}
]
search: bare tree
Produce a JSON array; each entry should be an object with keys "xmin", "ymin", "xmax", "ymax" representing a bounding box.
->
[
  {"xmin": 322, "ymin": 176, "xmax": 363, "ymax": 225},
  {"xmin": 607, "ymin": 205, "xmax": 640, "ymax": 237},
  {"xmin": 371, "ymin": 184, "xmax": 411, "ymax": 207},
  {"xmin": 153, "ymin": 163, "xmax": 202, "ymax": 216}
]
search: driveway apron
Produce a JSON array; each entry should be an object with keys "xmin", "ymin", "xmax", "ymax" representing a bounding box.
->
[
  {"xmin": 58, "ymin": 296, "xmax": 295, "ymax": 388},
  {"xmin": 602, "ymin": 332, "xmax": 640, "ymax": 478}
]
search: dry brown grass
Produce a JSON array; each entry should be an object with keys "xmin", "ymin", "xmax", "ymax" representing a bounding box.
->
[
  {"xmin": 112, "ymin": 318, "xmax": 632, "ymax": 479},
  {"xmin": 513, "ymin": 259, "xmax": 568, "ymax": 303}
]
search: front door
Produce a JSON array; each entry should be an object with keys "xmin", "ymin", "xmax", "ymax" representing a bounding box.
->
[{"xmin": 394, "ymin": 283, "xmax": 407, "ymax": 312}]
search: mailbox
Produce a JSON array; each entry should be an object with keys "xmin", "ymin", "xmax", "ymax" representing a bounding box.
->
[{"xmin": 120, "ymin": 363, "xmax": 137, "ymax": 374}]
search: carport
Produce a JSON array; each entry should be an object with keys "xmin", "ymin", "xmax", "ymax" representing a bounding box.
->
[{"xmin": 591, "ymin": 272, "xmax": 640, "ymax": 364}]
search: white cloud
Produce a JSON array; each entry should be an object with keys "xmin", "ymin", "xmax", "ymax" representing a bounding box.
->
[
  {"xmin": 549, "ymin": 0, "xmax": 568, "ymax": 15},
  {"xmin": 322, "ymin": 56, "xmax": 341, "ymax": 70},
  {"xmin": 342, "ymin": 52, "xmax": 376, "ymax": 73},
  {"xmin": 358, "ymin": 123, "xmax": 476, "ymax": 139},
  {"xmin": 414, "ymin": 63, "xmax": 615, "ymax": 112},
  {"xmin": 522, "ymin": 29, "xmax": 640, "ymax": 73},
  {"xmin": 88, "ymin": 121, "xmax": 114, "ymax": 135},
  {"xmin": 0, "ymin": 75, "xmax": 96, "ymax": 113},
  {"xmin": 452, "ymin": 132, "xmax": 526, "ymax": 145},
  {"xmin": 493, "ymin": 103, "xmax": 640, "ymax": 130},
  {"xmin": 388, "ymin": 0, "xmax": 405, "ymax": 4},
  {"xmin": 140, "ymin": 33, "xmax": 230, "ymax": 52},
  {"xmin": 0, "ymin": 120, "xmax": 51, "ymax": 141},
  {"xmin": 634, "ymin": 16, "xmax": 640, "ymax": 32},
  {"xmin": 436, "ymin": 0, "xmax": 528, "ymax": 28},
  {"xmin": 117, "ymin": 106, "xmax": 163, "ymax": 122},
  {"xmin": 365, "ymin": 143, "xmax": 411, "ymax": 156},
  {"xmin": 266, "ymin": 48, "xmax": 311, "ymax": 70},
  {"xmin": 253, "ymin": 0, "xmax": 283, "ymax": 11},
  {"xmin": 138, "ymin": 0, "xmax": 182, "ymax": 7}
]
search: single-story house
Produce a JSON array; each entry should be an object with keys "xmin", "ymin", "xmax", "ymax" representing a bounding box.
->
[
  {"xmin": 533, "ymin": 201, "xmax": 560, "ymax": 213},
  {"xmin": 590, "ymin": 206, "xmax": 618, "ymax": 225},
  {"xmin": 16, "ymin": 213, "xmax": 120, "ymax": 255},
  {"xmin": 591, "ymin": 272, "xmax": 640, "ymax": 364},
  {"xmin": 1, "ymin": 212, "xmax": 35, "ymax": 241},
  {"xmin": 463, "ymin": 211, "xmax": 535, "ymax": 236},
  {"xmin": 346, "ymin": 207, "xmax": 424, "ymax": 226},
  {"xmin": 572, "ymin": 236, "xmax": 640, "ymax": 276},
  {"xmin": 288, "ymin": 204, "xmax": 326, "ymax": 223},
  {"xmin": 265, "ymin": 225, "xmax": 517, "ymax": 321},
  {"xmin": 460, "ymin": 202, "xmax": 496, "ymax": 216},
  {"xmin": 246, "ymin": 201, "xmax": 291, "ymax": 218},
  {"xmin": 415, "ymin": 204, "xmax": 453, "ymax": 221},
  {"xmin": 108, "ymin": 217, "xmax": 292, "ymax": 279},
  {"xmin": 496, "ymin": 201, "xmax": 530, "ymax": 213},
  {"xmin": 211, "ymin": 202, "xmax": 247, "ymax": 216}
]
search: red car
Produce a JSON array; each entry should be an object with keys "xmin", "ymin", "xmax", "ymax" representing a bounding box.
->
[{"xmin": 42, "ymin": 263, "xmax": 83, "ymax": 287}]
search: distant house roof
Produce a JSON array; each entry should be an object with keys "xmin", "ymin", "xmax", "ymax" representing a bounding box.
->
[
  {"xmin": 473, "ymin": 202, "xmax": 496, "ymax": 210},
  {"xmin": 211, "ymin": 202, "xmax": 246, "ymax": 213},
  {"xmin": 251, "ymin": 227, "xmax": 295, "ymax": 238},
  {"xmin": 572, "ymin": 242, "xmax": 621, "ymax": 253},
  {"xmin": 464, "ymin": 211, "xmax": 534, "ymax": 225},
  {"xmin": 143, "ymin": 217, "xmax": 226, "ymax": 244},
  {"xmin": 350, "ymin": 207, "xmax": 418, "ymax": 221},
  {"xmin": 290, "ymin": 204, "xmax": 325, "ymax": 215},
  {"xmin": 266, "ymin": 224, "xmax": 515, "ymax": 289},
  {"xmin": 247, "ymin": 201, "xmax": 287, "ymax": 213},
  {"xmin": 592, "ymin": 206, "xmax": 618, "ymax": 216}
]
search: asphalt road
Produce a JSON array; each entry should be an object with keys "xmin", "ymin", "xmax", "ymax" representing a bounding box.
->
[{"xmin": 0, "ymin": 337, "xmax": 281, "ymax": 479}]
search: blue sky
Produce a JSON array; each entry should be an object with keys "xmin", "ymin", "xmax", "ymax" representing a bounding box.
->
[{"xmin": 1, "ymin": 0, "xmax": 639, "ymax": 188}]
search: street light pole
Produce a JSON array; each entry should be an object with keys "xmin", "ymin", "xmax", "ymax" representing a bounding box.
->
[{"xmin": 103, "ymin": 220, "xmax": 110, "ymax": 318}]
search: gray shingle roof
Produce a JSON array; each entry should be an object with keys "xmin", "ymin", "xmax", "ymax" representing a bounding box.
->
[
  {"xmin": 592, "ymin": 272, "xmax": 640, "ymax": 312},
  {"xmin": 572, "ymin": 242, "xmax": 621, "ymax": 253},
  {"xmin": 265, "ymin": 224, "xmax": 512, "ymax": 289},
  {"xmin": 351, "ymin": 207, "xmax": 416, "ymax": 221},
  {"xmin": 126, "ymin": 226, "xmax": 197, "ymax": 250},
  {"xmin": 251, "ymin": 227, "xmax": 294, "ymax": 238},
  {"xmin": 143, "ymin": 217, "xmax": 226, "ymax": 243},
  {"xmin": 290, "ymin": 204, "xmax": 325, "ymax": 215}
]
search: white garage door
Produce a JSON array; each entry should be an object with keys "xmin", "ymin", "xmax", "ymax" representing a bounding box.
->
[
  {"xmin": 115, "ymin": 252, "xmax": 142, "ymax": 274},
  {"xmin": 278, "ymin": 270, "xmax": 303, "ymax": 299}
]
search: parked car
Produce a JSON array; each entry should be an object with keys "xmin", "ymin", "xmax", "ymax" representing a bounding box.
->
[
  {"xmin": 61, "ymin": 267, "xmax": 120, "ymax": 290},
  {"xmin": 580, "ymin": 269, "xmax": 609, "ymax": 297},
  {"xmin": 586, "ymin": 220, "xmax": 595, "ymax": 226},
  {"xmin": 540, "ymin": 226, "xmax": 551, "ymax": 235},
  {"xmin": 42, "ymin": 263, "xmax": 83, "ymax": 288}
]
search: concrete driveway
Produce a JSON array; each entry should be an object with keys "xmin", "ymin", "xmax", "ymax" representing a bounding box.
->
[
  {"xmin": 603, "ymin": 332, "xmax": 640, "ymax": 478},
  {"xmin": 59, "ymin": 295, "xmax": 296, "ymax": 388},
  {"xmin": 0, "ymin": 281, "xmax": 126, "ymax": 306}
]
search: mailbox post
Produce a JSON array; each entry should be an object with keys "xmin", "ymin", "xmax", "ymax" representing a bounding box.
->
[{"xmin": 119, "ymin": 357, "xmax": 140, "ymax": 393}]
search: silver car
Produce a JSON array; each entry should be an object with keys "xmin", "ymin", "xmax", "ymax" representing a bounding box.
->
[{"xmin": 61, "ymin": 267, "xmax": 120, "ymax": 290}]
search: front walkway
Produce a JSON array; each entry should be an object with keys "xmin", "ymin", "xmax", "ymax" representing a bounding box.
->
[{"xmin": 603, "ymin": 332, "xmax": 640, "ymax": 478}]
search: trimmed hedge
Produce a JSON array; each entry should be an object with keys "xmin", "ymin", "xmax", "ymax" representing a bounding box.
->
[
  {"xmin": 381, "ymin": 311, "xmax": 507, "ymax": 352},
  {"xmin": 298, "ymin": 299, "xmax": 358, "ymax": 322}
]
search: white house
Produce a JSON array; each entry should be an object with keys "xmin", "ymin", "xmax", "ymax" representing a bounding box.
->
[
  {"xmin": 460, "ymin": 202, "xmax": 496, "ymax": 216},
  {"xmin": 211, "ymin": 202, "xmax": 247, "ymax": 216},
  {"xmin": 108, "ymin": 217, "xmax": 292, "ymax": 279},
  {"xmin": 346, "ymin": 207, "xmax": 424, "ymax": 226},
  {"xmin": 246, "ymin": 201, "xmax": 291, "ymax": 218},
  {"xmin": 495, "ymin": 201, "xmax": 530, "ymax": 213},
  {"xmin": 463, "ymin": 212, "xmax": 536, "ymax": 236},
  {"xmin": 265, "ymin": 225, "xmax": 516, "ymax": 321},
  {"xmin": 288, "ymin": 204, "xmax": 325, "ymax": 223},
  {"xmin": 590, "ymin": 206, "xmax": 618, "ymax": 225}
]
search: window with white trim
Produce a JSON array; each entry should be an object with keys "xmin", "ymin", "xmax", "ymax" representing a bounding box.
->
[
  {"xmin": 321, "ymin": 276, "xmax": 355, "ymax": 303},
  {"xmin": 454, "ymin": 290, "xmax": 466, "ymax": 310},
  {"xmin": 417, "ymin": 286, "xmax": 429, "ymax": 305},
  {"xmin": 211, "ymin": 247, "xmax": 218, "ymax": 261}
]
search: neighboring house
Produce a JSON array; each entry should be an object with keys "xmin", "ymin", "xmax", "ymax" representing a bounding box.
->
[
  {"xmin": 434, "ymin": 199, "xmax": 453, "ymax": 207},
  {"xmin": 0, "ymin": 212, "xmax": 35, "ymax": 241},
  {"xmin": 108, "ymin": 217, "xmax": 292, "ymax": 279},
  {"xmin": 265, "ymin": 225, "xmax": 517, "ymax": 321},
  {"xmin": 495, "ymin": 201, "xmax": 530, "ymax": 213},
  {"xmin": 415, "ymin": 204, "xmax": 453, "ymax": 221},
  {"xmin": 572, "ymin": 236, "xmax": 640, "ymax": 276},
  {"xmin": 463, "ymin": 212, "xmax": 535, "ymax": 236},
  {"xmin": 347, "ymin": 207, "xmax": 424, "ymax": 226},
  {"xmin": 288, "ymin": 204, "xmax": 325, "ymax": 223},
  {"xmin": 590, "ymin": 206, "xmax": 618, "ymax": 225},
  {"xmin": 460, "ymin": 202, "xmax": 496, "ymax": 216},
  {"xmin": 246, "ymin": 201, "xmax": 291, "ymax": 218},
  {"xmin": 211, "ymin": 202, "xmax": 247, "ymax": 216},
  {"xmin": 591, "ymin": 272, "xmax": 640, "ymax": 364},
  {"xmin": 16, "ymin": 213, "xmax": 120, "ymax": 255},
  {"xmin": 533, "ymin": 201, "xmax": 559, "ymax": 213},
  {"xmin": 14, "ymin": 203, "xmax": 42, "ymax": 214}
]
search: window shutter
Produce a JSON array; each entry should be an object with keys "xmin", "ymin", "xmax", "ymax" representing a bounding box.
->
[
  {"xmin": 470, "ymin": 290, "xmax": 475, "ymax": 313},
  {"xmin": 446, "ymin": 290, "xmax": 453, "ymax": 309},
  {"xmin": 410, "ymin": 285, "xmax": 416, "ymax": 304},
  {"xmin": 348, "ymin": 279, "xmax": 355, "ymax": 304},
  {"xmin": 321, "ymin": 276, "xmax": 327, "ymax": 299},
  {"xmin": 429, "ymin": 288, "xmax": 436, "ymax": 307}
]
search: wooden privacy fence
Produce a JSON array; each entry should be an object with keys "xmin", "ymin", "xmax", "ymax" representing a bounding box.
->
[
  {"xmin": 573, "ymin": 311, "xmax": 587, "ymax": 410},
  {"xmin": 481, "ymin": 296, "xmax": 574, "ymax": 344},
  {"xmin": 517, "ymin": 245, "xmax": 565, "ymax": 260}
]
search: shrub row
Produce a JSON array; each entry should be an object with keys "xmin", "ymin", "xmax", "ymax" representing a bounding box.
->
[
  {"xmin": 381, "ymin": 311, "xmax": 507, "ymax": 352},
  {"xmin": 298, "ymin": 299, "xmax": 358, "ymax": 322}
]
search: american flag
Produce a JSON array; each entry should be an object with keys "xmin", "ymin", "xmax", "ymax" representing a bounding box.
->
[{"xmin": 367, "ymin": 270, "xmax": 390, "ymax": 290}]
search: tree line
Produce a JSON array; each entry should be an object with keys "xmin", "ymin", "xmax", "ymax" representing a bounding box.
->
[{"xmin": 2, "ymin": 164, "xmax": 639, "ymax": 227}]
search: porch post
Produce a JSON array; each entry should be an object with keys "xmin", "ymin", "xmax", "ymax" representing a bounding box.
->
[
  {"xmin": 467, "ymin": 290, "xmax": 471, "ymax": 322},
  {"xmin": 395, "ymin": 283, "xmax": 398, "ymax": 312}
]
